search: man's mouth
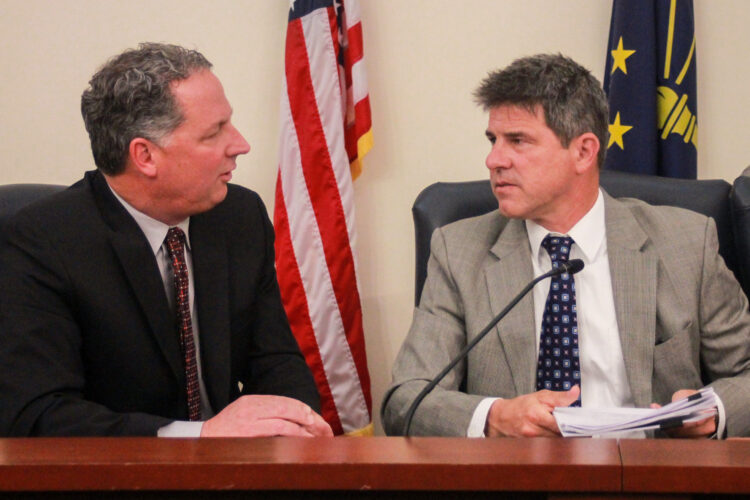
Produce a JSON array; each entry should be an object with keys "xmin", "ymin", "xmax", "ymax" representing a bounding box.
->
[{"xmin": 220, "ymin": 166, "xmax": 236, "ymax": 181}]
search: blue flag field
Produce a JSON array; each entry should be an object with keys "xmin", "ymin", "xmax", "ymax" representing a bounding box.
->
[{"xmin": 603, "ymin": 0, "xmax": 697, "ymax": 179}]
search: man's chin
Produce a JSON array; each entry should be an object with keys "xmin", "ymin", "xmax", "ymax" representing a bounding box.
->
[
  {"xmin": 195, "ymin": 185, "xmax": 229, "ymax": 214},
  {"xmin": 213, "ymin": 184, "xmax": 229, "ymax": 203},
  {"xmin": 496, "ymin": 201, "xmax": 528, "ymax": 220}
]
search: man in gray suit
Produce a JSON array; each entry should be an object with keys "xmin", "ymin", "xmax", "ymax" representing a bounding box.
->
[{"xmin": 382, "ymin": 54, "xmax": 750, "ymax": 438}]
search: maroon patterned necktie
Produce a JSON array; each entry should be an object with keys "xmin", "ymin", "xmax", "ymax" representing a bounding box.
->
[{"xmin": 165, "ymin": 227, "xmax": 201, "ymax": 421}]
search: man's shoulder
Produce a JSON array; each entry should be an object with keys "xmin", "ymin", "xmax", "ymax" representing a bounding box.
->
[
  {"xmin": 441, "ymin": 210, "xmax": 506, "ymax": 234},
  {"xmin": 189, "ymin": 184, "xmax": 273, "ymax": 251},
  {"xmin": 608, "ymin": 194, "xmax": 709, "ymax": 231},
  {"xmin": 200, "ymin": 183, "xmax": 266, "ymax": 223},
  {"xmin": 221, "ymin": 183, "xmax": 263, "ymax": 208},
  {"xmin": 437, "ymin": 210, "xmax": 510, "ymax": 248},
  {"xmin": 424, "ymin": 211, "xmax": 518, "ymax": 274},
  {"xmin": 605, "ymin": 194, "xmax": 713, "ymax": 257}
]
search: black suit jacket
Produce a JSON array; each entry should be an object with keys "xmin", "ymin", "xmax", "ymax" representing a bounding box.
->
[{"xmin": 0, "ymin": 170, "xmax": 320, "ymax": 436}]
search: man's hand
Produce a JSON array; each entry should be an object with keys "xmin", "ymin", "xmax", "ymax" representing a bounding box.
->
[
  {"xmin": 485, "ymin": 386, "xmax": 580, "ymax": 437},
  {"xmin": 201, "ymin": 395, "xmax": 333, "ymax": 437},
  {"xmin": 650, "ymin": 389, "xmax": 716, "ymax": 439}
]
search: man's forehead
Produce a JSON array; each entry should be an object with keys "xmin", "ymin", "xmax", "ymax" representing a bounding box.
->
[
  {"xmin": 169, "ymin": 70, "xmax": 215, "ymax": 99},
  {"xmin": 170, "ymin": 70, "xmax": 231, "ymax": 118},
  {"xmin": 169, "ymin": 68, "xmax": 212, "ymax": 85},
  {"xmin": 488, "ymin": 102, "xmax": 544, "ymax": 122}
]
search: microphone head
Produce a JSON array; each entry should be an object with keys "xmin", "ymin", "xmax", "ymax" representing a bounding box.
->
[{"xmin": 562, "ymin": 259, "xmax": 584, "ymax": 275}]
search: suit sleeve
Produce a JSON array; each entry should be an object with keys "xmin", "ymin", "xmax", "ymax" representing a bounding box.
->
[
  {"xmin": 697, "ymin": 218, "xmax": 750, "ymax": 437},
  {"xmin": 238, "ymin": 195, "xmax": 321, "ymax": 413},
  {"xmin": 381, "ymin": 227, "xmax": 486, "ymax": 436},
  {"xmin": 0, "ymin": 215, "xmax": 172, "ymax": 436}
]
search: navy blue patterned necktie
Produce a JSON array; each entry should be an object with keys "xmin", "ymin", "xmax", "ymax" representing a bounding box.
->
[{"xmin": 536, "ymin": 235, "xmax": 581, "ymax": 407}]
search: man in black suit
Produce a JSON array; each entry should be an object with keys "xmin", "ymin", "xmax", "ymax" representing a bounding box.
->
[{"xmin": 0, "ymin": 43, "xmax": 332, "ymax": 437}]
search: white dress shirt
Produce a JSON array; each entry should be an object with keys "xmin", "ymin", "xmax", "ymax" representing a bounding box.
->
[
  {"xmin": 108, "ymin": 185, "xmax": 211, "ymax": 437},
  {"xmin": 526, "ymin": 190, "xmax": 633, "ymax": 410},
  {"xmin": 468, "ymin": 189, "xmax": 724, "ymax": 437}
]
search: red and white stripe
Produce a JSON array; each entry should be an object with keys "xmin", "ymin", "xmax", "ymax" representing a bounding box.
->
[
  {"xmin": 340, "ymin": 0, "xmax": 373, "ymax": 179},
  {"xmin": 274, "ymin": 0, "xmax": 372, "ymax": 435}
]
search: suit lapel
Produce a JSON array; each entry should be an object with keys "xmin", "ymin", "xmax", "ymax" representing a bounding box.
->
[
  {"xmin": 603, "ymin": 192, "xmax": 657, "ymax": 408},
  {"xmin": 88, "ymin": 171, "xmax": 184, "ymax": 384},
  {"xmin": 484, "ymin": 219, "xmax": 537, "ymax": 396},
  {"xmin": 189, "ymin": 213, "xmax": 231, "ymax": 411}
]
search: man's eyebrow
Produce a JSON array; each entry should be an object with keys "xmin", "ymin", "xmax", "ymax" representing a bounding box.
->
[
  {"xmin": 485, "ymin": 130, "xmax": 528, "ymax": 141},
  {"xmin": 206, "ymin": 113, "xmax": 231, "ymax": 133},
  {"xmin": 200, "ymin": 120, "xmax": 224, "ymax": 138},
  {"xmin": 215, "ymin": 108, "xmax": 234, "ymax": 129}
]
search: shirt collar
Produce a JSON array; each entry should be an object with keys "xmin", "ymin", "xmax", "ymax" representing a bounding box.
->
[
  {"xmin": 106, "ymin": 182, "xmax": 191, "ymax": 255},
  {"xmin": 525, "ymin": 188, "xmax": 605, "ymax": 263}
]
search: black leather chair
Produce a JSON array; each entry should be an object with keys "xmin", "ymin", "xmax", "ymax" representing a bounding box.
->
[
  {"xmin": 731, "ymin": 173, "xmax": 750, "ymax": 300},
  {"xmin": 412, "ymin": 169, "xmax": 737, "ymax": 305},
  {"xmin": 0, "ymin": 183, "xmax": 66, "ymax": 246}
]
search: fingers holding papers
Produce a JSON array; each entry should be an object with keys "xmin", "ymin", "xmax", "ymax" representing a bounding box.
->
[
  {"xmin": 485, "ymin": 386, "xmax": 580, "ymax": 437},
  {"xmin": 651, "ymin": 389, "xmax": 717, "ymax": 439}
]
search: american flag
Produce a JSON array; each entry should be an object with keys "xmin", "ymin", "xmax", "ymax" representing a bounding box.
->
[{"xmin": 274, "ymin": 0, "xmax": 373, "ymax": 435}]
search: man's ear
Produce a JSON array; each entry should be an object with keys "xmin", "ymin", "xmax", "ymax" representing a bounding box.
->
[
  {"xmin": 571, "ymin": 132, "xmax": 600, "ymax": 174},
  {"xmin": 128, "ymin": 137, "xmax": 159, "ymax": 178}
]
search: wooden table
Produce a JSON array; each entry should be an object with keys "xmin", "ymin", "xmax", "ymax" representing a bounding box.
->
[
  {"xmin": 0, "ymin": 437, "xmax": 748, "ymax": 499},
  {"xmin": 620, "ymin": 439, "xmax": 750, "ymax": 497}
]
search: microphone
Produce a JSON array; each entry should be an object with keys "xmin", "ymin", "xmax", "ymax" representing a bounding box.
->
[
  {"xmin": 402, "ymin": 258, "xmax": 585, "ymax": 436},
  {"xmin": 562, "ymin": 259, "xmax": 584, "ymax": 275}
]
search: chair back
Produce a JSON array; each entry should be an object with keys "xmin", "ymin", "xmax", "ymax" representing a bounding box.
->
[
  {"xmin": 731, "ymin": 174, "xmax": 750, "ymax": 299},
  {"xmin": 412, "ymin": 170, "xmax": 736, "ymax": 305},
  {"xmin": 0, "ymin": 183, "xmax": 66, "ymax": 246}
]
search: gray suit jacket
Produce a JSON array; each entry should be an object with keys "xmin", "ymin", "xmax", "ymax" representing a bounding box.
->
[{"xmin": 382, "ymin": 191, "xmax": 750, "ymax": 437}]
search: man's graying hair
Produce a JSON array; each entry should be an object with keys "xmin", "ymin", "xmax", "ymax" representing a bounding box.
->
[
  {"xmin": 81, "ymin": 43, "xmax": 212, "ymax": 175},
  {"xmin": 474, "ymin": 53, "xmax": 609, "ymax": 168}
]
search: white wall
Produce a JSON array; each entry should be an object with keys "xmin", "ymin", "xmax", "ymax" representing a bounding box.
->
[{"xmin": 1, "ymin": 0, "xmax": 748, "ymax": 434}]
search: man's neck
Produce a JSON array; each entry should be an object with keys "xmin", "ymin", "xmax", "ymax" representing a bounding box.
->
[
  {"xmin": 104, "ymin": 173, "xmax": 185, "ymax": 226},
  {"xmin": 533, "ymin": 179, "xmax": 600, "ymax": 234}
]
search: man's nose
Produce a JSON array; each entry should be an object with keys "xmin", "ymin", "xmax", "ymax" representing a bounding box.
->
[
  {"xmin": 228, "ymin": 124, "xmax": 251, "ymax": 156},
  {"xmin": 486, "ymin": 143, "xmax": 510, "ymax": 170}
]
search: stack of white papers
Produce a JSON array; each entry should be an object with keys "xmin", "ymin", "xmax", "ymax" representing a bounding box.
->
[{"xmin": 553, "ymin": 387, "xmax": 718, "ymax": 437}]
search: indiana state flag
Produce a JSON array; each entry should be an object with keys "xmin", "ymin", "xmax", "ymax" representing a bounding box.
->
[{"xmin": 603, "ymin": 0, "xmax": 697, "ymax": 179}]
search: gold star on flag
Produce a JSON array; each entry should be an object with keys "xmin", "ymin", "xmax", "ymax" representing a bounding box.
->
[
  {"xmin": 610, "ymin": 36, "xmax": 636, "ymax": 75},
  {"xmin": 608, "ymin": 112, "xmax": 633, "ymax": 150}
]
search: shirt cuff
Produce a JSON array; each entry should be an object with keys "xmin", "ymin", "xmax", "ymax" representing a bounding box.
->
[
  {"xmin": 467, "ymin": 397, "xmax": 500, "ymax": 437},
  {"xmin": 157, "ymin": 420, "xmax": 204, "ymax": 438}
]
